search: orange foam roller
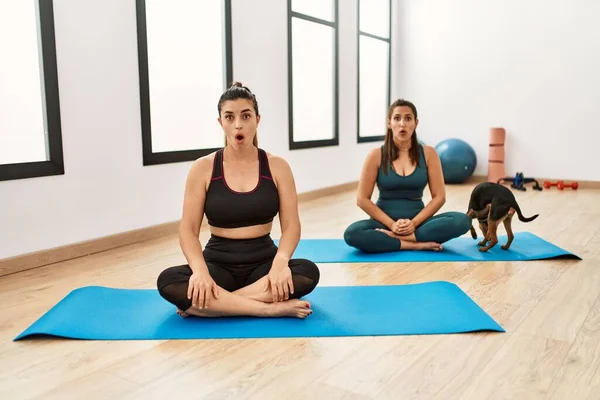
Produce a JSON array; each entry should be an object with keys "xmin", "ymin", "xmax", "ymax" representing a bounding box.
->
[
  {"xmin": 488, "ymin": 127, "xmax": 506, "ymax": 183},
  {"xmin": 489, "ymin": 146, "xmax": 504, "ymax": 162}
]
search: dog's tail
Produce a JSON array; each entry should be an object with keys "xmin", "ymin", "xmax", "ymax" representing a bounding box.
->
[{"xmin": 512, "ymin": 202, "xmax": 539, "ymax": 222}]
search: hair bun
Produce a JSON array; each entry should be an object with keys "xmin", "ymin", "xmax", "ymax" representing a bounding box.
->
[{"xmin": 229, "ymin": 81, "xmax": 253, "ymax": 94}]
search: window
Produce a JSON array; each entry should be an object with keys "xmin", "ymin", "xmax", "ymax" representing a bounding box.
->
[
  {"xmin": 357, "ymin": 0, "xmax": 391, "ymax": 143},
  {"xmin": 0, "ymin": 0, "xmax": 64, "ymax": 182},
  {"xmin": 288, "ymin": 0, "xmax": 339, "ymax": 150},
  {"xmin": 136, "ymin": 0, "xmax": 233, "ymax": 165}
]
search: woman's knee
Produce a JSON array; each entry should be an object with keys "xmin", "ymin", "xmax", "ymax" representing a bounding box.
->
[
  {"xmin": 290, "ymin": 259, "xmax": 320, "ymax": 297},
  {"xmin": 453, "ymin": 212, "xmax": 472, "ymax": 235},
  {"xmin": 343, "ymin": 223, "xmax": 358, "ymax": 246},
  {"xmin": 157, "ymin": 267, "xmax": 176, "ymax": 291},
  {"xmin": 156, "ymin": 265, "xmax": 191, "ymax": 296},
  {"xmin": 438, "ymin": 212, "xmax": 471, "ymax": 239},
  {"xmin": 343, "ymin": 220, "xmax": 370, "ymax": 247}
]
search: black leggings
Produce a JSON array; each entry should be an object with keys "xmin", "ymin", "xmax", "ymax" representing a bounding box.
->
[{"xmin": 156, "ymin": 234, "xmax": 320, "ymax": 311}]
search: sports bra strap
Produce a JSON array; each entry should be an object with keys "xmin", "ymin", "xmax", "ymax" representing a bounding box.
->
[
  {"xmin": 258, "ymin": 149, "xmax": 273, "ymax": 180},
  {"xmin": 211, "ymin": 149, "xmax": 224, "ymax": 180}
]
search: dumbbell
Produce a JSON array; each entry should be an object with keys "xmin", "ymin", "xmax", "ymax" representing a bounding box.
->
[
  {"xmin": 557, "ymin": 181, "xmax": 578, "ymax": 190},
  {"xmin": 544, "ymin": 180, "xmax": 561, "ymax": 189}
]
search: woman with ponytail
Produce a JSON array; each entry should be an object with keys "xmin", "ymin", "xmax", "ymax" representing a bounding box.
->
[
  {"xmin": 344, "ymin": 99, "xmax": 470, "ymax": 253},
  {"xmin": 156, "ymin": 82, "xmax": 319, "ymax": 319}
]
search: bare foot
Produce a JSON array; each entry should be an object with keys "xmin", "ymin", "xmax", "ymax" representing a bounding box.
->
[
  {"xmin": 401, "ymin": 240, "xmax": 443, "ymax": 251},
  {"xmin": 415, "ymin": 242, "xmax": 443, "ymax": 251},
  {"xmin": 376, "ymin": 229, "xmax": 442, "ymax": 251},
  {"xmin": 376, "ymin": 228, "xmax": 416, "ymax": 243},
  {"xmin": 176, "ymin": 308, "xmax": 190, "ymax": 318},
  {"xmin": 269, "ymin": 299, "xmax": 313, "ymax": 319},
  {"xmin": 376, "ymin": 228, "xmax": 397, "ymax": 239}
]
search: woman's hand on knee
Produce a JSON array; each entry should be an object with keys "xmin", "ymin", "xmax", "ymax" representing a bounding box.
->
[
  {"xmin": 187, "ymin": 271, "xmax": 219, "ymax": 309},
  {"xmin": 265, "ymin": 259, "xmax": 294, "ymax": 302}
]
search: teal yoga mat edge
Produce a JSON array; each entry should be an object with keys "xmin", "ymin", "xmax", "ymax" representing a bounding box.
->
[{"xmin": 13, "ymin": 282, "xmax": 504, "ymax": 341}]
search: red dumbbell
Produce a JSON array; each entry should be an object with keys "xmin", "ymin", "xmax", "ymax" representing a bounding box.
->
[
  {"xmin": 544, "ymin": 180, "xmax": 560, "ymax": 189},
  {"xmin": 557, "ymin": 181, "xmax": 578, "ymax": 190}
]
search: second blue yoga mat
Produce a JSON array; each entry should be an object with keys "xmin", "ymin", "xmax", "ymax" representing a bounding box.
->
[
  {"xmin": 14, "ymin": 282, "xmax": 503, "ymax": 341},
  {"xmin": 286, "ymin": 232, "xmax": 579, "ymax": 263}
]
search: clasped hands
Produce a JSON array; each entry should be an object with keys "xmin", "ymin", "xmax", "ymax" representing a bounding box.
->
[{"xmin": 389, "ymin": 218, "xmax": 416, "ymax": 236}]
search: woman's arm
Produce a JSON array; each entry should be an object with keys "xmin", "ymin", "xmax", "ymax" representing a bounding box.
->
[
  {"xmin": 178, "ymin": 157, "xmax": 211, "ymax": 275},
  {"xmin": 270, "ymin": 156, "xmax": 301, "ymax": 263},
  {"xmin": 411, "ymin": 145, "xmax": 446, "ymax": 227},
  {"xmin": 267, "ymin": 155, "xmax": 302, "ymax": 302},
  {"xmin": 356, "ymin": 148, "xmax": 397, "ymax": 229}
]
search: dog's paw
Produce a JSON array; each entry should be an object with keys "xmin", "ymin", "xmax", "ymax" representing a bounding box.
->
[
  {"xmin": 478, "ymin": 247, "xmax": 488, "ymax": 252},
  {"xmin": 501, "ymin": 244, "xmax": 510, "ymax": 250}
]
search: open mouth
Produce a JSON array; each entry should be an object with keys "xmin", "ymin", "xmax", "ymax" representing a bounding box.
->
[{"xmin": 235, "ymin": 134, "xmax": 244, "ymax": 142}]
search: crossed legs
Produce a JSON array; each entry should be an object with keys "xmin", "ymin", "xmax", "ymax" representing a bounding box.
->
[
  {"xmin": 157, "ymin": 259, "xmax": 320, "ymax": 319},
  {"xmin": 343, "ymin": 211, "xmax": 471, "ymax": 253}
]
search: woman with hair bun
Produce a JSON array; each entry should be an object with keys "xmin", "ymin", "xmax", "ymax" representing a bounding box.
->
[{"xmin": 156, "ymin": 82, "xmax": 320, "ymax": 319}]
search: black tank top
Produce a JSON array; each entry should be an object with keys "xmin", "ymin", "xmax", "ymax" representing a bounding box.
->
[{"xmin": 204, "ymin": 148, "xmax": 280, "ymax": 229}]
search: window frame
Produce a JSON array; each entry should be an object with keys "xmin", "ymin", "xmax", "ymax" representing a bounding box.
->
[
  {"xmin": 356, "ymin": 0, "xmax": 392, "ymax": 144},
  {"xmin": 0, "ymin": 0, "xmax": 64, "ymax": 182},
  {"xmin": 135, "ymin": 0, "xmax": 233, "ymax": 166},
  {"xmin": 287, "ymin": 0, "xmax": 339, "ymax": 151}
]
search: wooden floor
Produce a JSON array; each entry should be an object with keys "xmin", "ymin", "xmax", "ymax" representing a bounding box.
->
[{"xmin": 1, "ymin": 182, "xmax": 599, "ymax": 399}]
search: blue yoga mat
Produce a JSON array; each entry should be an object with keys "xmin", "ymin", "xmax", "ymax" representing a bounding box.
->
[
  {"xmin": 14, "ymin": 282, "xmax": 503, "ymax": 341},
  {"xmin": 285, "ymin": 232, "xmax": 580, "ymax": 263}
]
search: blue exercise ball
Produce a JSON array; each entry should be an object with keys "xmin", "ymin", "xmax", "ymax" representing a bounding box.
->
[{"xmin": 434, "ymin": 138, "xmax": 477, "ymax": 183}]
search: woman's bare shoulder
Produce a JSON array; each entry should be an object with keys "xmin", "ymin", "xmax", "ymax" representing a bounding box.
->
[
  {"xmin": 264, "ymin": 151, "xmax": 289, "ymax": 169},
  {"xmin": 188, "ymin": 150, "xmax": 219, "ymax": 183},
  {"xmin": 421, "ymin": 144, "xmax": 439, "ymax": 164}
]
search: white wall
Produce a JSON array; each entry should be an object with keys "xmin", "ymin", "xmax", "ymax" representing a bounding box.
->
[
  {"xmin": 393, "ymin": 0, "xmax": 600, "ymax": 181},
  {"xmin": 0, "ymin": 0, "xmax": 383, "ymax": 260}
]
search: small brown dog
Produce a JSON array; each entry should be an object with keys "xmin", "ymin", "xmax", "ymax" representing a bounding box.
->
[{"xmin": 467, "ymin": 182, "xmax": 539, "ymax": 252}]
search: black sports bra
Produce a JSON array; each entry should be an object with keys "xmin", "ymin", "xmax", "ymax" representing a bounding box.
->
[{"xmin": 204, "ymin": 148, "xmax": 280, "ymax": 229}]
